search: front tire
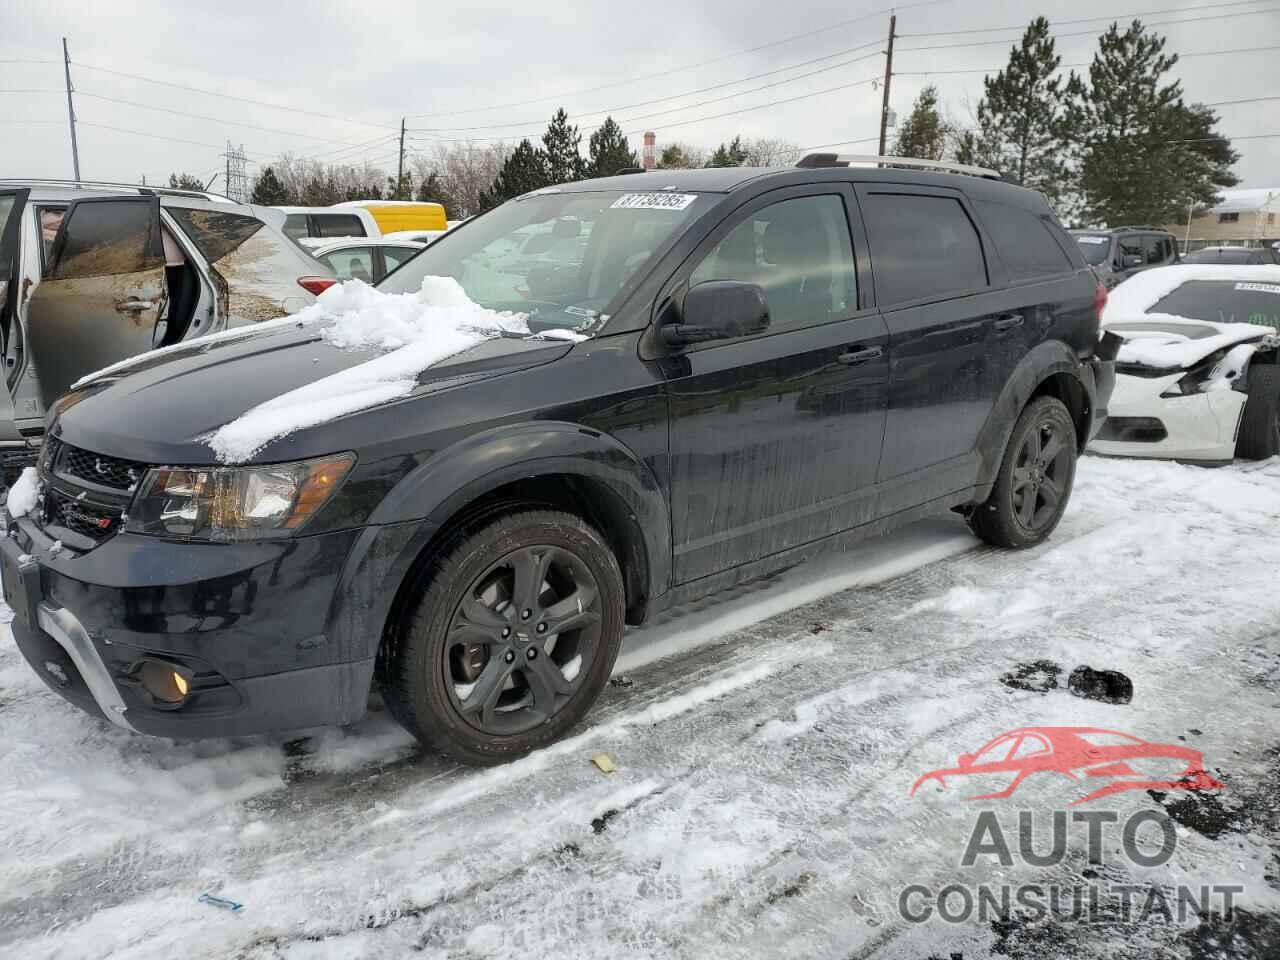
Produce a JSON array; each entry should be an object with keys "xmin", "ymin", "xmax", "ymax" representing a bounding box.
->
[
  {"xmin": 1235, "ymin": 365, "xmax": 1280, "ymax": 460},
  {"xmin": 967, "ymin": 396, "xmax": 1077, "ymax": 549},
  {"xmin": 381, "ymin": 509, "xmax": 625, "ymax": 765}
]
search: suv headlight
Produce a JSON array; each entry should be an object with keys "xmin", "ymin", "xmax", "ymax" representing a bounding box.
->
[{"xmin": 125, "ymin": 453, "xmax": 355, "ymax": 540}]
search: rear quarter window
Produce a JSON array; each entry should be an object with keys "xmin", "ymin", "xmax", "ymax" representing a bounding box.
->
[
  {"xmin": 313, "ymin": 214, "xmax": 367, "ymax": 238},
  {"xmin": 976, "ymin": 200, "xmax": 1076, "ymax": 281},
  {"xmin": 861, "ymin": 192, "xmax": 987, "ymax": 305},
  {"xmin": 167, "ymin": 207, "xmax": 263, "ymax": 264}
]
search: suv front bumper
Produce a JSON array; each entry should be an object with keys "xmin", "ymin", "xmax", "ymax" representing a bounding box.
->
[{"xmin": 1, "ymin": 514, "xmax": 376, "ymax": 738}]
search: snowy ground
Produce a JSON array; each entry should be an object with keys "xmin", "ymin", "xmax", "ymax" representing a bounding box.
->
[{"xmin": 1, "ymin": 455, "xmax": 1278, "ymax": 959}]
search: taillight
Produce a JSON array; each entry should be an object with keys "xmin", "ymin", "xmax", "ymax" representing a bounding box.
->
[
  {"xmin": 1094, "ymin": 281, "xmax": 1108, "ymax": 324},
  {"xmin": 298, "ymin": 276, "xmax": 338, "ymax": 296}
]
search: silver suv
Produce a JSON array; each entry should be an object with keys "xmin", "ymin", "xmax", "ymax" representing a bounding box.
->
[{"xmin": 0, "ymin": 180, "xmax": 335, "ymax": 483}]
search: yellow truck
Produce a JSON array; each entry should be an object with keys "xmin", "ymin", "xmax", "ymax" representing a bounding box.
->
[{"xmin": 331, "ymin": 200, "xmax": 447, "ymax": 234}]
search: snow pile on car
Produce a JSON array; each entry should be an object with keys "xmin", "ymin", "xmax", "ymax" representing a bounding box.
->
[
  {"xmin": 5, "ymin": 467, "xmax": 40, "ymax": 518},
  {"xmin": 207, "ymin": 277, "xmax": 540, "ymax": 463}
]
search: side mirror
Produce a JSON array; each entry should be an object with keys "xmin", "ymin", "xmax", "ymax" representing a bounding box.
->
[
  {"xmin": 1122, "ymin": 254, "xmax": 1143, "ymax": 269},
  {"xmin": 662, "ymin": 280, "xmax": 770, "ymax": 347}
]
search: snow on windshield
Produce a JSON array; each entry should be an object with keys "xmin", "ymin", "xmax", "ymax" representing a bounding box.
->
[
  {"xmin": 206, "ymin": 276, "xmax": 581, "ymax": 464},
  {"xmin": 1104, "ymin": 263, "xmax": 1280, "ymax": 318}
]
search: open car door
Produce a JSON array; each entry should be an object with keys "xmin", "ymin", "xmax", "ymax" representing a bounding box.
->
[
  {"xmin": 26, "ymin": 195, "xmax": 166, "ymax": 409},
  {"xmin": 0, "ymin": 188, "xmax": 30, "ymax": 444}
]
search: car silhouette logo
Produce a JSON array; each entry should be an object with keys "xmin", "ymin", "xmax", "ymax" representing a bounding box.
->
[{"xmin": 910, "ymin": 726, "xmax": 1223, "ymax": 806}]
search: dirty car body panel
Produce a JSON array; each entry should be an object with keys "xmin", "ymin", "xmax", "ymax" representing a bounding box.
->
[{"xmin": 3, "ymin": 164, "xmax": 1113, "ymax": 740}]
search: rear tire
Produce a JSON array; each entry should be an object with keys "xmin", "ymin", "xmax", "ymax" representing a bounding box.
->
[
  {"xmin": 1235, "ymin": 365, "xmax": 1280, "ymax": 460},
  {"xmin": 967, "ymin": 396, "xmax": 1077, "ymax": 549},
  {"xmin": 380, "ymin": 509, "xmax": 625, "ymax": 765}
]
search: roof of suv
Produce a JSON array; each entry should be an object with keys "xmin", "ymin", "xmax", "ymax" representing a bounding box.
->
[
  {"xmin": 539, "ymin": 164, "xmax": 1050, "ymax": 209},
  {"xmin": 0, "ymin": 178, "xmax": 235, "ymax": 205}
]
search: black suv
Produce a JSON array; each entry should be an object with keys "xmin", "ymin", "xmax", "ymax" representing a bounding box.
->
[
  {"xmin": 3, "ymin": 157, "xmax": 1114, "ymax": 764},
  {"xmin": 1069, "ymin": 226, "xmax": 1180, "ymax": 288}
]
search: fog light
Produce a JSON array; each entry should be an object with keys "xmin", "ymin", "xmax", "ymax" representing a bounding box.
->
[{"xmin": 137, "ymin": 660, "xmax": 191, "ymax": 704}]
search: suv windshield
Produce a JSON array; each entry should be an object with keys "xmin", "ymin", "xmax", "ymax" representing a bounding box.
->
[
  {"xmin": 379, "ymin": 189, "xmax": 713, "ymax": 335},
  {"xmin": 1074, "ymin": 234, "xmax": 1112, "ymax": 266}
]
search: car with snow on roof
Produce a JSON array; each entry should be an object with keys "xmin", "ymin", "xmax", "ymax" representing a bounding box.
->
[
  {"xmin": 1092, "ymin": 264, "xmax": 1280, "ymax": 463},
  {"xmin": 2, "ymin": 155, "xmax": 1113, "ymax": 763}
]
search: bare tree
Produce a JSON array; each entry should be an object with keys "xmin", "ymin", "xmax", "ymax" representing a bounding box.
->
[
  {"xmin": 411, "ymin": 142, "xmax": 512, "ymax": 218},
  {"xmin": 740, "ymin": 138, "xmax": 802, "ymax": 166}
]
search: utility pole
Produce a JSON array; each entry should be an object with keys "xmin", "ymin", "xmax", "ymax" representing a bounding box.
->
[
  {"xmin": 877, "ymin": 14, "xmax": 896, "ymax": 157},
  {"xmin": 396, "ymin": 117, "xmax": 406, "ymax": 199},
  {"xmin": 61, "ymin": 37, "xmax": 81, "ymax": 182}
]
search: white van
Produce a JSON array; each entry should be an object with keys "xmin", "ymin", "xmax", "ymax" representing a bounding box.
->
[{"xmin": 273, "ymin": 205, "xmax": 382, "ymax": 241}]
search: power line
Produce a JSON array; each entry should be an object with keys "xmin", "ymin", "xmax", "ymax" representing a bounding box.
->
[
  {"xmin": 403, "ymin": 0, "xmax": 946, "ymax": 119},
  {"xmin": 410, "ymin": 46, "xmax": 885, "ymax": 135},
  {"xmin": 896, "ymin": 0, "xmax": 1275, "ymax": 37},
  {"xmin": 74, "ymin": 90, "xmax": 384, "ymax": 146},
  {"xmin": 70, "ymin": 61, "xmax": 398, "ymax": 131},
  {"xmin": 0, "ymin": 88, "xmax": 63, "ymax": 94},
  {"xmin": 1204, "ymin": 95, "xmax": 1280, "ymax": 107},
  {"xmin": 404, "ymin": 41, "xmax": 885, "ymax": 134},
  {"xmin": 894, "ymin": 43, "xmax": 1280, "ymax": 77},
  {"xmin": 623, "ymin": 74, "xmax": 883, "ymax": 137},
  {"xmin": 897, "ymin": 5, "xmax": 1280, "ymax": 52},
  {"xmin": 0, "ymin": 58, "xmax": 59, "ymax": 65}
]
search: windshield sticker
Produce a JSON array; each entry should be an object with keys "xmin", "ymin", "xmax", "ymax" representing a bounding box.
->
[
  {"xmin": 611, "ymin": 193, "xmax": 697, "ymax": 211},
  {"xmin": 1235, "ymin": 282, "xmax": 1280, "ymax": 295},
  {"xmin": 1076, "ymin": 236, "xmax": 1109, "ymax": 245}
]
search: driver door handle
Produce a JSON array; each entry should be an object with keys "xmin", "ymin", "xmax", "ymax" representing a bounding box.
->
[
  {"xmin": 116, "ymin": 299, "xmax": 156, "ymax": 313},
  {"xmin": 994, "ymin": 313, "xmax": 1024, "ymax": 333},
  {"xmin": 837, "ymin": 345, "xmax": 883, "ymax": 366}
]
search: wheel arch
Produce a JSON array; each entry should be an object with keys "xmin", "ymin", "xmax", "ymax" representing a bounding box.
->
[
  {"xmin": 975, "ymin": 341, "xmax": 1095, "ymax": 493},
  {"xmin": 365, "ymin": 421, "xmax": 668, "ymax": 652}
]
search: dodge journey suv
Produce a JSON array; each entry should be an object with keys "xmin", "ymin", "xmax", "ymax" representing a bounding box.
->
[{"xmin": 3, "ymin": 156, "xmax": 1115, "ymax": 764}]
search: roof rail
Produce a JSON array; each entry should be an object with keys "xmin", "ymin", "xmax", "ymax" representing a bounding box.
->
[
  {"xmin": 0, "ymin": 178, "xmax": 234, "ymax": 203},
  {"xmin": 1109, "ymin": 225, "xmax": 1163, "ymax": 232},
  {"xmin": 795, "ymin": 153, "xmax": 1004, "ymax": 181}
]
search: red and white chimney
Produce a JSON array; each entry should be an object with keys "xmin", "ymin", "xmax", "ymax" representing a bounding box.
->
[{"xmin": 642, "ymin": 131, "xmax": 656, "ymax": 170}]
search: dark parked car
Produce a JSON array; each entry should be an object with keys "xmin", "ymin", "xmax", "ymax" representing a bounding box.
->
[
  {"xmin": 1181, "ymin": 245, "xmax": 1280, "ymax": 265},
  {"xmin": 1071, "ymin": 226, "xmax": 1179, "ymax": 288},
  {"xmin": 3, "ymin": 155, "xmax": 1114, "ymax": 764}
]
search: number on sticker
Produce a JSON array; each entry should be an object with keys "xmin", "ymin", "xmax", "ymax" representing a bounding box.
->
[{"xmin": 611, "ymin": 193, "xmax": 697, "ymax": 211}]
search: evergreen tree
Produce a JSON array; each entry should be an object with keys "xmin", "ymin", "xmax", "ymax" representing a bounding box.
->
[
  {"xmin": 705, "ymin": 136, "xmax": 747, "ymax": 167},
  {"xmin": 250, "ymin": 166, "xmax": 291, "ymax": 205},
  {"xmin": 168, "ymin": 172, "xmax": 206, "ymax": 191},
  {"xmin": 955, "ymin": 18, "xmax": 1071, "ymax": 209},
  {"xmin": 658, "ymin": 143, "xmax": 701, "ymax": 168},
  {"xmin": 587, "ymin": 117, "xmax": 639, "ymax": 177},
  {"xmin": 386, "ymin": 171, "xmax": 412, "ymax": 200},
  {"xmin": 892, "ymin": 86, "xmax": 949, "ymax": 160},
  {"xmin": 477, "ymin": 138, "xmax": 551, "ymax": 210},
  {"xmin": 1063, "ymin": 20, "xmax": 1238, "ymax": 225},
  {"xmin": 542, "ymin": 108, "xmax": 586, "ymax": 183},
  {"xmin": 415, "ymin": 171, "xmax": 450, "ymax": 206}
]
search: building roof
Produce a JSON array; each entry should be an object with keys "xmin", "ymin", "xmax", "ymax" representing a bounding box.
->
[{"xmin": 1212, "ymin": 188, "xmax": 1280, "ymax": 214}]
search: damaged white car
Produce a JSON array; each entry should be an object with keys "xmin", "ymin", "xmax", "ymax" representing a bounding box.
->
[{"xmin": 1092, "ymin": 264, "xmax": 1280, "ymax": 463}]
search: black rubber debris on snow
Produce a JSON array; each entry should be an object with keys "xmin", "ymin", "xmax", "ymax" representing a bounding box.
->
[
  {"xmin": 1000, "ymin": 659, "xmax": 1061, "ymax": 694},
  {"xmin": 609, "ymin": 675, "xmax": 634, "ymax": 688},
  {"xmin": 1149, "ymin": 789, "xmax": 1241, "ymax": 839},
  {"xmin": 1067, "ymin": 665, "xmax": 1133, "ymax": 704},
  {"xmin": 765, "ymin": 870, "xmax": 816, "ymax": 904},
  {"xmin": 591, "ymin": 809, "xmax": 619, "ymax": 834}
]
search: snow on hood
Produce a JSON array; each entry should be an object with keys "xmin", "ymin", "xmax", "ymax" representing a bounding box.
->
[
  {"xmin": 205, "ymin": 277, "xmax": 582, "ymax": 464},
  {"xmin": 1107, "ymin": 314, "xmax": 1272, "ymax": 369}
]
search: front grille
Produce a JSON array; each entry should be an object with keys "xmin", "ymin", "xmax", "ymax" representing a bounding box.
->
[
  {"xmin": 49, "ymin": 439, "xmax": 146, "ymax": 492},
  {"xmin": 44, "ymin": 487, "xmax": 123, "ymax": 542}
]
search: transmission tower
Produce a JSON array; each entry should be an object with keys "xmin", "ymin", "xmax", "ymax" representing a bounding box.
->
[{"xmin": 222, "ymin": 141, "xmax": 249, "ymax": 202}]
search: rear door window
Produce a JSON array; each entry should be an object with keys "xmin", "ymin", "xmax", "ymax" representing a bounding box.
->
[
  {"xmin": 319, "ymin": 247, "xmax": 376, "ymax": 282},
  {"xmin": 47, "ymin": 197, "xmax": 163, "ymax": 280},
  {"xmin": 167, "ymin": 207, "xmax": 263, "ymax": 263},
  {"xmin": 976, "ymin": 200, "xmax": 1074, "ymax": 281},
  {"xmin": 1141, "ymin": 235, "xmax": 1166, "ymax": 265},
  {"xmin": 861, "ymin": 192, "xmax": 987, "ymax": 305},
  {"xmin": 313, "ymin": 214, "xmax": 367, "ymax": 238},
  {"xmin": 1118, "ymin": 235, "xmax": 1142, "ymax": 265}
]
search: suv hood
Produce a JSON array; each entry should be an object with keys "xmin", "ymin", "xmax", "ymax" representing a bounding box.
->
[{"xmin": 55, "ymin": 321, "xmax": 573, "ymax": 464}]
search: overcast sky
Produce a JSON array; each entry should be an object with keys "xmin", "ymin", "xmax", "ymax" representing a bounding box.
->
[{"xmin": 1, "ymin": 0, "xmax": 1276, "ymax": 194}]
